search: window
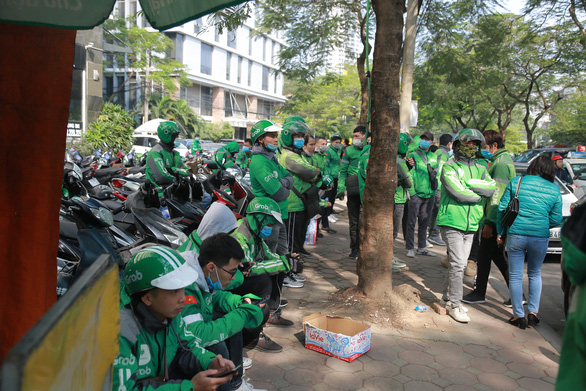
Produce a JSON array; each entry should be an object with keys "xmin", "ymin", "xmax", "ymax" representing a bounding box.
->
[
  {"xmin": 201, "ymin": 86, "xmax": 213, "ymax": 116},
  {"xmin": 225, "ymin": 93, "xmax": 233, "ymax": 117},
  {"xmin": 257, "ymin": 99, "xmax": 274, "ymax": 119},
  {"xmin": 116, "ymin": 75, "xmax": 125, "ymax": 105},
  {"xmin": 237, "ymin": 56, "xmax": 243, "ymax": 84},
  {"xmin": 271, "ymin": 41, "xmax": 275, "ymax": 64},
  {"xmin": 180, "ymin": 86, "xmax": 186, "ymax": 100},
  {"xmin": 201, "ymin": 43, "xmax": 212, "ymax": 75},
  {"xmin": 274, "ymin": 74, "xmax": 278, "ymax": 94},
  {"xmin": 226, "ymin": 53, "xmax": 232, "ymax": 80},
  {"xmin": 262, "ymin": 37, "xmax": 267, "ymax": 61},
  {"xmin": 194, "ymin": 17, "xmax": 202, "ymax": 34},
  {"xmin": 262, "ymin": 66, "xmax": 269, "ymax": 91},
  {"xmin": 248, "ymin": 60, "xmax": 252, "ymax": 87},
  {"xmin": 215, "ymin": 25, "xmax": 220, "ymax": 42},
  {"xmin": 118, "ymin": 0, "xmax": 125, "ymax": 19},
  {"xmin": 248, "ymin": 35, "xmax": 253, "ymax": 56},
  {"xmin": 227, "ymin": 30, "xmax": 237, "ymax": 48},
  {"xmin": 175, "ymin": 34, "xmax": 183, "ymax": 62}
]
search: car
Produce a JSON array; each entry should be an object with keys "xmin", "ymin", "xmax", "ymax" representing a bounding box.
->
[
  {"xmin": 514, "ymin": 163, "xmax": 578, "ymax": 255},
  {"xmin": 514, "ymin": 147, "xmax": 575, "ymax": 164},
  {"xmin": 562, "ymin": 152, "xmax": 586, "ymax": 192}
]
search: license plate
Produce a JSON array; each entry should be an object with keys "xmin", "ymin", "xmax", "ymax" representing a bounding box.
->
[
  {"xmin": 88, "ymin": 178, "xmax": 100, "ymax": 187},
  {"xmin": 550, "ymin": 230, "xmax": 560, "ymax": 239}
]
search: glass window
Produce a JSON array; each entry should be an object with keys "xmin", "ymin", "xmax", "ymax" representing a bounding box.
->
[
  {"xmin": 262, "ymin": 66, "xmax": 269, "ymax": 91},
  {"xmin": 201, "ymin": 43, "xmax": 212, "ymax": 75},
  {"xmin": 194, "ymin": 17, "xmax": 202, "ymax": 34},
  {"xmin": 238, "ymin": 56, "xmax": 243, "ymax": 84},
  {"xmin": 271, "ymin": 41, "xmax": 275, "ymax": 64},
  {"xmin": 118, "ymin": 0, "xmax": 125, "ymax": 19},
  {"xmin": 248, "ymin": 60, "xmax": 252, "ymax": 87},
  {"xmin": 227, "ymin": 30, "xmax": 237, "ymax": 48},
  {"xmin": 225, "ymin": 93, "xmax": 233, "ymax": 117},
  {"xmin": 116, "ymin": 75, "xmax": 125, "ymax": 105},
  {"xmin": 201, "ymin": 86, "xmax": 213, "ymax": 116},
  {"xmin": 226, "ymin": 53, "xmax": 232, "ymax": 80},
  {"xmin": 264, "ymin": 100, "xmax": 274, "ymax": 118},
  {"xmin": 274, "ymin": 74, "xmax": 278, "ymax": 94},
  {"xmin": 249, "ymin": 35, "xmax": 253, "ymax": 56},
  {"xmin": 180, "ymin": 86, "xmax": 186, "ymax": 100},
  {"xmin": 262, "ymin": 37, "xmax": 267, "ymax": 61},
  {"xmin": 175, "ymin": 34, "xmax": 183, "ymax": 62},
  {"xmin": 215, "ymin": 25, "xmax": 220, "ymax": 42}
]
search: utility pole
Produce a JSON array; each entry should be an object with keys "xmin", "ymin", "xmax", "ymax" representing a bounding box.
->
[
  {"xmin": 143, "ymin": 50, "xmax": 150, "ymax": 124},
  {"xmin": 399, "ymin": 0, "xmax": 419, "ymax": 133}
]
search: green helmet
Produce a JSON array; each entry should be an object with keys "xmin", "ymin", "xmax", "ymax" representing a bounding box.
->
[
  {"xmin": 455, "ymin": 128, "xmax": 486, "ymax": 147},
  {"xmin": 246, "ymin": 197, "xmax": 283, "ymax": 233},
  {"xmin": 157, "ymin": 121, "xmax": 182, "ymax": 144},
  {"xmin": 124, "ymin": 245, "xmax": 198, "ymax": 295},
  {"xmin": 398, "ymin": 133, "xmax": 411, "ymax": 155},
  {"xmin": 281, "ymin": 116, "xmax": 309, "ymax": 147},
  {"xmin": 330, "ymin": 132, "xmax": 342, "ymax": 142},
  {"xmin": 250, "ymin": 120, "xmax": 282, "ymax": 144}
]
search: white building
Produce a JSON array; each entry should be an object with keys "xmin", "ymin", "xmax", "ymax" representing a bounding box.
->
[
  {"xmin": 324, "ymin": 30, "xmax": 363, "ymax": 74},
  {"xmin": 105, "ymin": 1, "xmax": 286, "ymax": 139}
]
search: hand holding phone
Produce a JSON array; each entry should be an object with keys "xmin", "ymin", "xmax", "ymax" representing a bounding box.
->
[{"xmin": 210, "ymin": 364, "xmax": 242, "ymax": 378}]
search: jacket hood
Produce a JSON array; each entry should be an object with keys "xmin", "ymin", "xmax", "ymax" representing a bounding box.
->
[
  {"xmin": 134, "ymin": 300, "xmax": 171, "ymax": 333},
  {"xmin": 196, "ymin": 202, "xmax": 238, "ymax": 240},
  {"xmin": 251, "ymin": 144, "xmax": 277, "ymax": 161},
  {"xmin": 158, "ymin": 140, "xmax": 174, "ymax": 152}
]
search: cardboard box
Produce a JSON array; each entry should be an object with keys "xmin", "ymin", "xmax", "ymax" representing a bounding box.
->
[{"xmin": 303, "ymin": 313, "xmax": 371, "ymax": 362}]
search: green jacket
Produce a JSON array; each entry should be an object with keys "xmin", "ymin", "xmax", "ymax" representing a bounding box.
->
[
  {"xmin": 312, "ymin": 151, "xmax": 328, "ymax": 174},
  {"xmin": 556, "ymin": 204, "xmax": 586, "ymax": 391},
  {"xmin": 249, "ymin": 145, "xmax": 293, "ymax": 217},
  {"xmin": 437, "ymin": 156, "xmax": 496, "ymax": 232},
  {"xmin": 324, "ymin": 145, "xmax": 342, "ymax": 178},
  {"xmin": 434, "ymin": 146, "xmax": 451, "ymax": 191},
  {"xmin": 279, "ymin": 146, "xmax": 319, "ymax": 213},
  {"xmin": 190, "ymin": 139, "xmax": 203, "ymax": 154},
  {"xmin": 235, "ymin": 151, "xmax": 251, "ymax": 169},
  {"xmin": 112, "ymin": 302, "xmax": 216, "ymax": 391},
  {"xmin": 213, "ymin": 141, "xmax": 240, "ymax": 170},
  {"xmin": 338, "ymin": 145, "xmax": 364, "ymax": 195},
  {"xmin": 181, "ymin": 259, "xmax": 263, "ymax": 348},
  {"xmin": 233, "ymin": 219, "xmax": 290, "ymax": 275},
  {"xmin": 146, "ymin": 143, "xmax": 189, "ymax": 187},
  {"xmin": 407, "ymin": 147, "xmax": 439, "ymax": 199},
  {"xmin": 395, "ymin": 157, "xmax": 415, "ymax": 204},
  {"xmin": 482, "ymin": 149, "xmax": 516, "ymax": 229}
]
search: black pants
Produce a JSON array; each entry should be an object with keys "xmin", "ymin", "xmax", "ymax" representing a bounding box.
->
[
  {"xmin": 207, "ymin": 330, "xmax": 244, "ymax": 390},
  {"xmin": 347, "ymin": 193, "xmax": 361, "ymax": 252},
  {"xmin": 285, "ymin": 211, "xmax": 307, "ymax": 254},
  {"xmin": 468, "ymin": 229, "xmax": 482, "ymax": 262},
  {"xmin": 229, "ymin": 273, "xmax": 272, "ymax": 338},
  {"xmin": 405, "ymin": 195, "xmax": 433, "ymax": 250},
  {"xmin": 474, "ymin": 230, "xmax": 510, "ymax": 297}
]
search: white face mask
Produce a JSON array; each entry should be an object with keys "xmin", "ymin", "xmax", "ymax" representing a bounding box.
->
[{"xmin": 353, "ymin": 138, "xmax": 363, "ymax": 147}]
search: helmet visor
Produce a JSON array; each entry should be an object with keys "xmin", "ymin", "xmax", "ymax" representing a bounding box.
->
[{"xmin": 151, "ymin": 260, "xmax": 198, "ymax": 290}]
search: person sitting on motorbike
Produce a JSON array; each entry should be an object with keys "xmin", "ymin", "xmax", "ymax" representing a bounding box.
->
[
  {"xmin": 191, "ymin": 136, "xmax": 203, "ymax": 157},
  {"xmin": 235, "ymin": 139, "xmax": 252, "ymax": 169},
  {"xmin": 214, "ymin": 141, "xmax": 241, "ymax": 170},
  {"xmin": 145, "ymin": 121, "xmax": 189, "ymax": 188},
  {"xmin": 112, "ymin": 246, "xmax": 235, "ymax": 390}
]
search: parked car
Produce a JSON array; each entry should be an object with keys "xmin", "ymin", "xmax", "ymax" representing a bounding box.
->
[
  {"xmin": 131, "ymin": 119, "xmax": 190, "ymax": 157},
  {"xmin": 514, "ymin": 163, "xmax": 578, "ymax": 255},
  {"xmin": 514, "ymin": 147, "xmax": 575, "ymax": 163},
  {"xmin": 563, "ymin": 151, "xmax": 586, "ymax": 190}
]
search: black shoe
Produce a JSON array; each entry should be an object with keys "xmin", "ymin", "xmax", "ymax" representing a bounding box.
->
[
  {"xmin": 280, "ymin": 298, "xmax": 288, "ymax": 308},
  {"xmin": 299, "ymin": 248, "xmax": 311, "ymax": 256},
  {"xmin": 462, "ymin": 292, "xmax": 486, "ymax": 304},
  {"xmin": 323, "ymin": 227, "xmax": 337, "ymax": 234},
  {"xmin": 267, "ymin": 311, "xmax": 294, "ymax": 327},
  {"xmin": 348, "ymin": 250, "xmax": 358, "ymax": 259},
  {"xmin": 503, "ymin": 296, "xmax": 527, "ymax": 308},
  {"xmin": 317, "ymin": 232, "xmax": 324, "ymax": 238},
  {"xmin": 508, "ymin": 316, "xmax": 527, "ymax": 330},
  {"xmin": 528, "ymin": 313, "xmax": 540, "ymax": 327},
  {"xmin": 247, "ymin": 332, "xmax": 283, "ymax": 352}
]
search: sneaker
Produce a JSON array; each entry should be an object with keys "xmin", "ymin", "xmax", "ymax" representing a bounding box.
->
[
  {"xmin": 317, "ymin": 232, "xmax": 324, "ymax": 238},
  {"xmin": 298, "ymin": 248, "xmax": 311, "ymax": 256},
  {"xmin": 503, "ymin": 297, "xmax": 528, "ymax": 307},
  {"xmin": 441, "ymin": 256, "xmax": 449, "ymax": 268},
  {"xmin": 279, "ymin": 298, "xmax": 288, "ymax": 308},
  {"xmin": 323, "ymin": 227, "xmax": 337, "ymax": 234},
  {"xmin": 443, "ymin": 300, "xmax": 469, "ymax": 312},
  {"xmin": 392, "ymin": 266, "xmax": 401, "ymax": 272},
  {"xmin": 392, "ymin": 258, "xmax": 407, "ymax": 268},
  {"xmin": 428, "ymin": 236, "xmax": 446, "ymax": 246},
  {"xmin": 267, "ymin": 311, "xmax": 294, "ymax": 327},
  {"xmin": 242, "ymin": 357, "xmax": 253, "ymax": 370},
  {"xmin": 289, "ymin": 272, "xmax": 306, "ymax": 282},
  {"xmin": 464, "ymin": 260, "xmax": 477, "ymax": 276},
  {"xmin": 283, "ymin": 275, "xmax": 303, "ymax": 288},
  {"xmin": 348, "ymin": 250, "xmax": 358, "ymax": 259},
  {"xmin": 426, "ymin": 240, "xmax": 434, "ymax": 248},
  {"xmin": 416, "ymin": 249, "xmax": 436, "ymax": 257},
  {"xmin": 448, "ymin": 305, "xmax": 471, "ymax": 323},
  {"xmin": 462, "ymin": 292, "xmax": 486, "ymax": 304},
  {"xmin": 233, "ymin": 378, "xmax": 267, "ymax": 391},
  {"xmin": 406, "ymin": 249, "xmax": 415, "ymax": 258},
  {"xmin": 247, "ymin": 332, "xmax": 282, "ymax": 352}
]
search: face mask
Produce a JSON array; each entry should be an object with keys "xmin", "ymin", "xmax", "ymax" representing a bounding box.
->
[
  {"xmin": 206, "ymin": 267, "xmax": 223, "ymax": 291},
  {"xmin": 259, "ymin": 226, "xmax": 273, "ymax": 238},
  {"xmin": 243, "ymin": 146, "xmax": 250, "ymax": 153},
  {"xmin": 265, "ymin": 143, "xmax": 278, "ymax": 152},
  {"xmin": 481, "ymin": 149, "xmax": 493, "ymax": 159},
  {"xmin": 353, "ymin": 138, "xmax": 363, "ymax": 148},
  {"xmin": 419, "ymin": 139, "xmax": 431, "ymax": 150},
  {"xmin": 448, "ymin": 150, "xmax": 454, "ymax": 157},
  {"xmin": 456, "ymin": 143, "xmax": 478, "ymax": 159},
  {"xmin": 319, "ymin": 145, "xmax": 328, "ymax": 153},
  {"xmin": 195, "ymin": 137, "xmax": 200, "ymax": 141},
  {"xmin": 332, "ymin": 143, "xmax": 341, "ymax": 150},
  {"xmin": 293, "ymin": 138, "xmax": 305, "ymax": 149}
]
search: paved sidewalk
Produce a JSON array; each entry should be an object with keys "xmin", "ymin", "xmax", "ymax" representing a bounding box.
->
[{"xmin": 245, "ymin": 205, "xmax": 560, "ymax": 390}]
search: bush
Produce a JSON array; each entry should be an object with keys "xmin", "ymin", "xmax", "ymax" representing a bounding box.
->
[
  {"xmin": 81, "ymin": 103, "xmax": 136, "ymax": 155},
  {"xmin": 199, "ymin": 122, "xmax": 235, "ymax": 142}
]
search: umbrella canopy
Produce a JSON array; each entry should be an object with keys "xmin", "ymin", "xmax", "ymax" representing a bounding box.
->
[
  {"xmin": 134, "ymin": 118, "xmax": 166, "ymax": 135},
  {"xmin": 1, "ymin": 0, "xmax": 248, "ymax": 31}
]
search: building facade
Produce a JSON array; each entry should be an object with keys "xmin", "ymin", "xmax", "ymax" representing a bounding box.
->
[{"xmin": 105, "ymin": 1, "xmax": 286, "ymax": 139}]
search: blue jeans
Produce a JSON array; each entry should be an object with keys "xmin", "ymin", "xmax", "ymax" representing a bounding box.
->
[{"xmin": 507, "ymin": 234, "xmax": 549, "ymax": 318}]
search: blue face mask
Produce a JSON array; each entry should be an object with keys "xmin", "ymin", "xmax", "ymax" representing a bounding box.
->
[
  {"xmin": 206, "ymin": 267, "xmax": 223, "ymax": 291},
  {"xmin": 481, "ymin": 149, "xmax": 493, "ymax": 159},
  {"xmin": 448, "ymin": 150, "xmax": 454, "ymax": 157},
  {"xmin": 195, "ymin": 137, "xmax": 200, "ymax": 141},
  {"xmin": 259, "ymin": 226, "xmax": 273, "ymax": 238},
  {"xmin": 265, "ymin": 143, "xmax": 278, "ymax": 152},
  {"xmin": 293, "ymin": 138, "xmax": 305, "ymax": 149},
  {"xmin": 419, "ymin": 139, "xmax": 431, "ymax": 150},
  {"xmin": 243, "ymin": 146, "xmax": 250, "ymax": 153}
]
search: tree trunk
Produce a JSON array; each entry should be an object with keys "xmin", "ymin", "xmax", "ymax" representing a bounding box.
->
[
  {"xmin": 399, "ymin": 0, "xmax": 418, "ymax": 132},
  {"xmin": 357, "ymin": 0, "xmax": 404, "ymax": 297}
]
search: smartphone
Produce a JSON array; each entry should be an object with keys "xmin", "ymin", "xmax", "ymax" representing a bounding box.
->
[
  {"xmin": 210, "ymin": 364, "xmax": 242, "ymax": 378},
  {"xmin": 252, "ymin": 296, "xmax": 270, "ymax": 307},
  {"xmin": 240, "ymin": 262, "xmax": 253, "ymax": 273}
]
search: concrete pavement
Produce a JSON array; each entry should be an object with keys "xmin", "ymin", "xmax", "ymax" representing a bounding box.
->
[{"xmin": 244, "ymin": 205, "xmax": 560, "ymax": 390}]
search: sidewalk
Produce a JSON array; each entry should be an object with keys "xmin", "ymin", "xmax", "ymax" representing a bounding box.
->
[{"xmin": 245, "ymin": 205, "xmax": 560, "ymax": 390}]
